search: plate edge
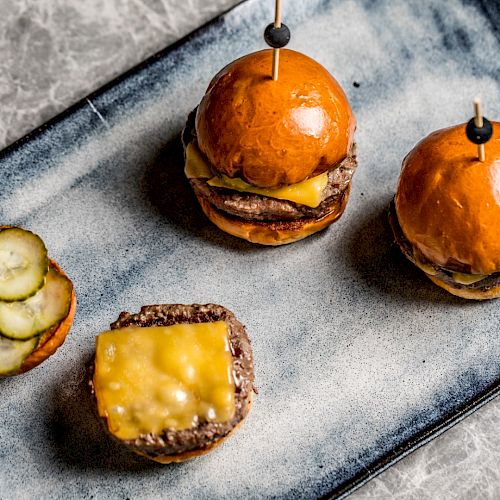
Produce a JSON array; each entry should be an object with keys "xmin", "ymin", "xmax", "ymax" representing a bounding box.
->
[
  {"xmin": 0, "ymin": 0, "xmax": 248, "ymax": 161},
  {"xmin": 329, "ymin": 380, "xmax": 500, "ymax": 499}
]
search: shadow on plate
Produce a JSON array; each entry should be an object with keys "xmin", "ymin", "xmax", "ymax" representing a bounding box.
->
[
  {"xmin": 43, "ymin": 359, "xmax": 166, "ymax": 474},
  {"xmin": 345, "ymin": 197, "xmax": 478, "ymax": 307},
  {"xmin": 141, "ymin": 133, "xmax": 268, "ymax": 253}
]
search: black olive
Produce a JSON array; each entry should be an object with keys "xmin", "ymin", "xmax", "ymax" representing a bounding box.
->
[
  {"xmin": 264, "ymin": 23, "xmax": 291, "ymax": 49},
  {"xmin": 466, "ymin": 117, "xmax": 493, "ymax": 144}
]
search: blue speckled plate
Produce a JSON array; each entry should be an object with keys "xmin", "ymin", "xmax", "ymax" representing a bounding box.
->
[{"xmin": 0, "ymin": 0, "xmax": 499, "ymax": 498}]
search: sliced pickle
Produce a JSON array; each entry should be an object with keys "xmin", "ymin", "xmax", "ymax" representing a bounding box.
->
[
  {"xmin": 0, "ymin": 267, "xmax": 72, "ymax": 340},
  {"xmin": 0, "ymin": 335, "xmax": 37, "ymax": 375},
  {"xmin": 0, "ymin": 228, "xmax": 48, "ymax": 302}
]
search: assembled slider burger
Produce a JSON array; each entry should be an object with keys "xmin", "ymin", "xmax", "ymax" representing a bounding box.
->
[
  {"xmin": 390, "ymin": 121, "xmax": 500, "ymax": 299},
  {"xmin": 183, "ymin": 49, "xmax": 357, "ymax": 245}
]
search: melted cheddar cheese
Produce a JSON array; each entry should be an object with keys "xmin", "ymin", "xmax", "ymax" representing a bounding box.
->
[
  {"xmin": 94, "ymin": 322, "xmax": 234, "ymax": 440},
  {"xmin": 184, "ymin": 142, "xmax": 213, "ymax": 179},
  {"xmin": 451, "ymin": 272, "xmax": 487, "ymax": 285},
  {"xmin": 185, "ymin": 141, "xmax": 328, "ymax": 208}
]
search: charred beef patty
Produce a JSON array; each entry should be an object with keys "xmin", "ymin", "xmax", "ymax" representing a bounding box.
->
[
  {"xmin": 89, "ymin": 304, "xmax": 254, "ymax": 459},
  {"xmin": 389, "ymin": 200, "xmax": 500, "ymax": 291},
  {"xmin": 183, "ymin": 110, "xmax": 357, "ymax": 222}
]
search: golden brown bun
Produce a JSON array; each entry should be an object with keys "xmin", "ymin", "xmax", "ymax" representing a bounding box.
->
[
  {"xmin": 395, "ymin": 122, "xmax": 500, "ymax": 275},
  {"xmin": 426, "ymin": 274, "xmax": 500, "ymax": 300},
  {"xmin": 195, "ymin": 49, "xmax": 356, "ymax": 188},
  {"xmin": 137, "ymin": 395, "xmax": 253, "ymax": 464},
  {"xmin": 20, "ymin": 259, "xmax": 76, "ymax": 373},
  {"xmin": 195, "ymin": 187, "xmax": 350, "ymax": 245}
]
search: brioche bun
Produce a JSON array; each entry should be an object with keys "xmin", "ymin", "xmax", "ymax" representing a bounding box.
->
[
  {"xmin": 195, "ymin": 49, "xmax": 356, "ymax": 189},
  {"xmin": 195, "ymin": 186, "xmax": 350, "ymax": 246},
  {"xmin": 395, "ymin": 122, "xmax": 500, "ymax": 276}
]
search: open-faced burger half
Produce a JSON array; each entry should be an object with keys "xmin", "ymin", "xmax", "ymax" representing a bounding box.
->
[
  {"xmin": 390, "ymin": 121, "xmax": 500, "ymax": 299},
  {"xmin": 0, "ymin": 226, "xmax": 76, "ymax": 375},
  {"xmin": 89, "ymin": 304, "xmax": 254, "ymax": 463},
  {"xmin": 183, "ymin": 49, "xmax": 357, "ymax": 245}
]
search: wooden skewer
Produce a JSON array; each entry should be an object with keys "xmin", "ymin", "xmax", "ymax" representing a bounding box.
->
[
  {"xmin": 272, "ymin": 0, "xmax": 282, "ymax": 81},
  {"xmin": 275, "ymin": 0, "xmax": 282, "ymax": 25},
  {"xmin": 272, "ymin": 49, "xmax": 280, "ymax": 80},
  {"xmin": 474, "ymin": 97, "xmax": 485, "ymax": 162}
]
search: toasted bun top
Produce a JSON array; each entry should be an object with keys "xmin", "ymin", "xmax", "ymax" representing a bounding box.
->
[
  {"xmin": 395, "ymin": 122, "xmax": 500, "ymax": 275},
  {"xmin": 195, "ymin": 49, "xmax": 356, "ymax": 188}
]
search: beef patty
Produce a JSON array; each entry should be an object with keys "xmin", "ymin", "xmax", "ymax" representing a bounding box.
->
[
  {"xmin": 389, "ymin": 200, "xmax": 500, "ymax": 291},
  {"xmin": 183, "ymin": 109, "xmax": 357, "ymax": 222},
  {"xmin": 89, "ymin": 304, "xmax": 254, "ymax": 459}
]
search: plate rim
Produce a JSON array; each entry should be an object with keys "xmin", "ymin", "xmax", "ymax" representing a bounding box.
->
[
  {"xmin": 0, "ymin": 1, "xmax": 498, "ymax": 498},
  {"xmin": 330, "ymin": 382, "xmax": 499, "ymax": 499},
  {"xmin": 0, "ymin": 0, "xmax": 247, "ymax": 161}
]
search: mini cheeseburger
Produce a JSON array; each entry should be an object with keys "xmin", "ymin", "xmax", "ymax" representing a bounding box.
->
[
  {"xmin": 390, "ymin": 121, "xmax": 500, "ymax": 299},
  {"xmin": 89, "ymin": 304, "xmax": 254, "ymax": 462},
  {"xmin": 183, "ymin": 49, "xmax": 357, "ymax": 245}
]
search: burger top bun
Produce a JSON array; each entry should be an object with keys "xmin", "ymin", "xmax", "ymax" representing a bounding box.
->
[
  {"xmin": 195, "ymin": 49, "xmax": 356, "ymax": 189},
  {"xmin": 395, "ymin": 122, "xmax": 500, "ymax": 275}
]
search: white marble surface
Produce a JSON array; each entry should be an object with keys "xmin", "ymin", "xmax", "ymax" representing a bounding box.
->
[{"xmin": 0, "ymin": 0, "xmax": 498, "ymax": 498}]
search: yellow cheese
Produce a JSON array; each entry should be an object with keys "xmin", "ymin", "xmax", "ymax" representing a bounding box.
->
[
  {"xmin": 415, "ymin": 260, "xmax": 487, "ymax": 284},
  {"xmin": 414, "ymin": 260, "xmax": 438, "ymax": 276},
  {"xmin": 451, "ymin": 272, "xmax": 487, "ymax": 285},
  {"xmin": 184, "ymin": 142, "xmax": 213, "ymax": 179},
  {"xmin": 185, "ymin": 141, "xmax": 328, "ymax": 208},
  {"xmin": 93, "ymin": 322, "xmax": 234, "ymax": 440},
  {"xmin": 208, "ymin": 172, "xmax": 328, "ymax": 208}
]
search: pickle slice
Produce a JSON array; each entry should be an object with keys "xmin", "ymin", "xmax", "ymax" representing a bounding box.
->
[
  {"xmin": 0, "ymin": 335, "xmax": 37, "ymax": 375},
  {"xmin": 0, "ymin": 267, "xmax": 72, "ymax": 340},
  {"xmin": 0, "ymin": 228, "xmax": 48, "ymax": 302}
]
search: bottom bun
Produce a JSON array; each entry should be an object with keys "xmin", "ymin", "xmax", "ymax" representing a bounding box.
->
[
  {"xmin": 427, "ymin": 274, "xmax": 500, "ymax": 300},
  {"xmin": 20, "ymin": 260, "xmax": 77, "ymax": 373},
  {"xmin": 195, "ymin": 187, "xmax": 350, "ymax": 246}
]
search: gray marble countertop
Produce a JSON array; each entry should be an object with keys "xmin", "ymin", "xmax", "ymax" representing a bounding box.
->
[{"xmin": 1, "ymin": 0, "xmax": 498, "ymax": 498}]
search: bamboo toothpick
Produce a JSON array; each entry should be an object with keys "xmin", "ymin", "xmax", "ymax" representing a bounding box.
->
[
  {"xmin": 272, "ymin": 0, "xmax": 282, "ymax": 81},
  {"xmin": 474, "ymin": 97, "xmax": 485, "ymax": 162}
]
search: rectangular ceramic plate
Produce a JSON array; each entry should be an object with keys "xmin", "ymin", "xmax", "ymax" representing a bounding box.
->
[{"xmin": 0, "ymin": 0, "xmax": 499, "ymax": 498}]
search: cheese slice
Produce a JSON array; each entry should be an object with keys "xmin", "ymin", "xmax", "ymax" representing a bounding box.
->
[
  {"xmin": 451, "ymin": 272, "xmax": 487, "ymax": 285},
  {"xmin": 184, "ymin": 142, "xmax": 213, "ymax": 179},
  {"xmin": 208, "ymin": 172, "xmax": 328, "ymax": 208},
  {"xmin": 414, "ymin": 259, "xmax": 438, "ymax": 276},
  {"xmin": 415, "ymin": 259, "xmax": 487, "ymax": 284},
  {"xmin": 94, "ymin": 322, "xmax": 235, "ymax": 440},
  {"xmin": 185, "ymin": 141, "xmax": 328, "ymax": 208}
]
